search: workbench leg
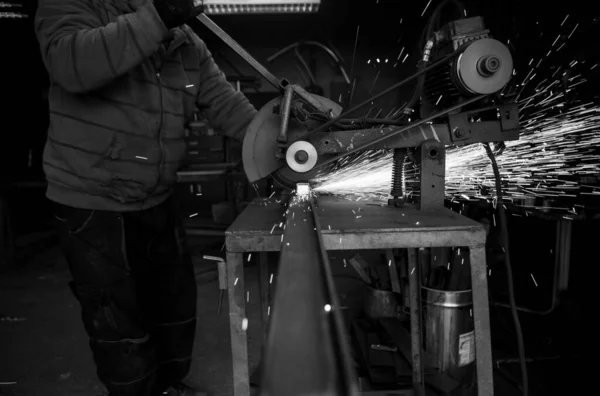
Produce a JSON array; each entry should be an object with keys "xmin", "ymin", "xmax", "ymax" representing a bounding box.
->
[
  {"xmin": 258, "ymin": 252, "xmax": 270, "ymax": 340},
  {"xmin": 407, "ymin": 249, "xmax": 425, "ymax": 395},
  {"xmin": 226, "ymin": 252, "xmax": 250, "ymax": 396},
  {"xmin": 469, "ymin": 246, "xmax": 494, "ymax": 396}
]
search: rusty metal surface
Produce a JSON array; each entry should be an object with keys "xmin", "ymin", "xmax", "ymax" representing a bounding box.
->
[
  {"xmin": 419, "ymin": 140, "xmax": 446, "ymax": 212},
  {"xmin": 259, "ymin": 193, "xmax": 358, "ymax": 396}
]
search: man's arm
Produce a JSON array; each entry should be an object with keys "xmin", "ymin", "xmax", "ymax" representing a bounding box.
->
[
  {"xmin": 191, "ymin": 33, "xmax": 257, "ymax": 142},
  {"xmin": 35, "ymin": 0, "xmax": 169, "ymax": 93}
]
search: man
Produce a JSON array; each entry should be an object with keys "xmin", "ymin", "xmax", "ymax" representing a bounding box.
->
[{"xmin": 34, "ymin": 0, "xmax": 257, "ymax": 395}]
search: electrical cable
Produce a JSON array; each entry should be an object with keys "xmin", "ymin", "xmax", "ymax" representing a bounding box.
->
[
  {"xmin": 419, "ymin": 0, "xmax": 465, "ymax": 49},
  {"xmin": 483, "ymin": 143, "xmax": 529, "ymax": 396},
  {"xmin": 307, "ymin": 50, "xmax": 462, "ymax": 135},
  {"xmin": 299, "ymin": 0, "xmax": 466, "ymax": 133},
  {"xmin": 397, "ymin": 0, "xmax": 466, "ymax": 121}
]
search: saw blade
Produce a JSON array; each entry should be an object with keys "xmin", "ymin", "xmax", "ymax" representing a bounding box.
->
[{"xmin": 242, "ymin": 94, "xmax": 342, "ymax": 189}]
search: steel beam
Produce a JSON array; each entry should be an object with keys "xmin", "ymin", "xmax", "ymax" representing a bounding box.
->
[{"xmin": 259, "ymin": 188, "xmax": 358, "ymax": 396}]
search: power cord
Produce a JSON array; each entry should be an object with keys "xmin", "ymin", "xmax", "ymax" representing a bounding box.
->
[{"xmin": 483, "ymin": 143, "xmax": 529, "ymax": 396}]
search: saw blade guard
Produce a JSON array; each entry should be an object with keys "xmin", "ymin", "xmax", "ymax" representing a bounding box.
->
[{"xmin": 242, "ymin": 94, "xmax": 342, "ymax": 187}]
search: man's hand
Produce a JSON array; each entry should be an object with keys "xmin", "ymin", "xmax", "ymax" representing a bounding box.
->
[{"xmin": 153, "ymin": 0, "xmax": 203, "ymax": 30}]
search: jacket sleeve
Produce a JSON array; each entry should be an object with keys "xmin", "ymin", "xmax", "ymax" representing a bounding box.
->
[
  {"xmin": 35, "ymin": 0, "xmax": 169, "ymax": 93},
  {"xmin": 191, "ymin": 34, "xmax": 257, "ymax": 142}
]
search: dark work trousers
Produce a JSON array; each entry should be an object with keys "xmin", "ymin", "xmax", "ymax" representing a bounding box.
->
[{"xmin": 53, "ymin": 197, "xmax": 197, "ymax": 396}]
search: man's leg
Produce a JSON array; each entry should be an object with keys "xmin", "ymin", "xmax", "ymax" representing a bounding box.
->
[
  {"xmin": 123, "ymin": 198, "xmax": 198, "ymax": 392},
  {"xmin": 53, "ymin": 203, "xmax": 158, "ymax": 395}
]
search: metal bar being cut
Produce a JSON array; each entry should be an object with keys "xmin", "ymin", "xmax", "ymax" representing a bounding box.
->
[{"xmin": 259, "ymin": 184, "xmax": 358, "ymax": 396}]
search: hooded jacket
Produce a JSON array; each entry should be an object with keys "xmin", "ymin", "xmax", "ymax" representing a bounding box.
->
[{"xmin": 35, "ymin": 0, "xmax": 257, "ymax": 211}]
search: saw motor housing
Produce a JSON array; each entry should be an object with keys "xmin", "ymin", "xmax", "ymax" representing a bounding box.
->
[{"xmin": 420, "ymin": 16, "xmax": 513, "ymax": 119}]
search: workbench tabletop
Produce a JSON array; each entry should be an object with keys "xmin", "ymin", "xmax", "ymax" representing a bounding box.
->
[{"xmin": 225, "ymin": 195, "xmax": 486, "ymax": 252}]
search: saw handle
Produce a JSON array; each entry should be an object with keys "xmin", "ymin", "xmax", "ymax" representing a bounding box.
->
[{"xmin": 276, "ymin": 85, "xmax": 295, "ymax": 159}]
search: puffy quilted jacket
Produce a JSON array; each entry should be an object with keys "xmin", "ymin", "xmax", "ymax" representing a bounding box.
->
[{"xmin": 35, "ymin": 0, "xmax": 257, "ymax": 211}]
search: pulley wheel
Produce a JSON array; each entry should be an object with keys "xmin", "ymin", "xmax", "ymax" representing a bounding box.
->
[
  {"xmin": 286, "ymin": 141, "xmax": 318, "ymax": 173},
  {"xmin": 456, "ymin": 38, "xmax": 513, "ymax": 95}
]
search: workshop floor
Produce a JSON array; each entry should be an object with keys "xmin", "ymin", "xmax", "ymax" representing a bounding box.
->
[{"xmin": 0, "ymin": 241, "xmax": 264, "ymax": 396}]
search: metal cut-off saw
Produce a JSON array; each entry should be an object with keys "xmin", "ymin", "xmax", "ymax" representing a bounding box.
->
[{"xmin": 193, "ymin": 11, "xmax": 520, "ymax": 200}]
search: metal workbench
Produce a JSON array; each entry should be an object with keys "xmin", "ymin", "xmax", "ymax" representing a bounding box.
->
[{"xmin": 225, "ymin": 195, "xmax": 493, "ymax": 396}]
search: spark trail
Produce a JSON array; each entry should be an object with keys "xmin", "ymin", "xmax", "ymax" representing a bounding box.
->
[
  {"xmin": 313, "ymin": 14, "xmax": 600, "ymax": 211},
  {"xmin": 314, "ymin": 85, "xmax": 600, "ymax": 208}
]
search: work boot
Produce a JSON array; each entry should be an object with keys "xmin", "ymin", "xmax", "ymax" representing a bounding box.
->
[{"xmin": 163, "ymin": 382, "xmax": 208, "ymax": 396}]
